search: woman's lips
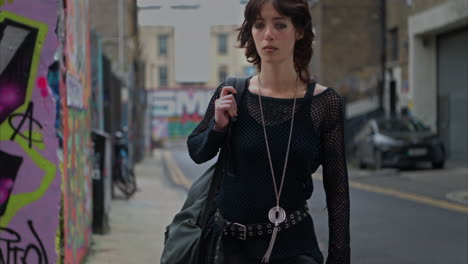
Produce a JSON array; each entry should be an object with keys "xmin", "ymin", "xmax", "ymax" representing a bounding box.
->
[{"xmin": 263, "ymin": 47, "xmax": 277, "ymax": 52}]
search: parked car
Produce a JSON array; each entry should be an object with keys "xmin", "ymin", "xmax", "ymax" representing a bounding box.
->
[{"xmin": 353, "ymin": 116, "xmax": 445, "ymax": 169}]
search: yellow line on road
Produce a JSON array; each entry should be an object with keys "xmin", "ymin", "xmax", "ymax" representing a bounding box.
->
[
  {"xmin": 312, "ymin": 175, "xmax": 468, "ymax": 214},
  {"xmin": 162, "ymin": 151, "xmax": 191, "ymax": 190}
]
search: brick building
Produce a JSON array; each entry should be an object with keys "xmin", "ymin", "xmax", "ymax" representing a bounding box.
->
[{"xmin": 309, "ymin": 0, "xmax": 381, "ymax": 102}]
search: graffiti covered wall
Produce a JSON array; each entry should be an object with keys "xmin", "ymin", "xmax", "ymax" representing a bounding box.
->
[
  {"xmin": 60, "ymin": 0, "xmax": 93, "ymax": 263},
  {"xmin": 150, "ymin": 89, "xmax": 213, "ymax": 140},
  {"xmin": 0, "ymin": 1, "xmax": 60, "ymax": 263}
]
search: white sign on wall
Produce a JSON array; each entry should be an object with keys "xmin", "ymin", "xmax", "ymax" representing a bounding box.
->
[
  {"xmin": 150, "ymin": 90, "xmax": 213, "ymax": 117},
  {"xmin": 66, "ymin": 72, "xmax": 84, "ymax": 109}
]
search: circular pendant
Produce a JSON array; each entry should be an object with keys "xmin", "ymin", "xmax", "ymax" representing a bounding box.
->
[{"xmin": 268, "ymin": 206, "xmax": 286, "ymax": 225}]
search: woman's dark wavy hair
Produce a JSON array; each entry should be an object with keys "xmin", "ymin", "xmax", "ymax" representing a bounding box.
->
[{"xmin": 237, "ymin": 0, "xmax": 315, "ymax": 84}]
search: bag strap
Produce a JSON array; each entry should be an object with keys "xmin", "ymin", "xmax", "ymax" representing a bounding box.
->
[
  {"xmin": 198, "ymin": 77, "xmax": 248, "ymax": 228},
  {"xmin": 225, "ymin": 77, "xmax": 248, "ymax": 123}
]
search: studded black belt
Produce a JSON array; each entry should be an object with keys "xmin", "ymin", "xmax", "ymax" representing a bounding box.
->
[{"xmin": 214, "ymin": 204, "xmax": 310, "ymax": 240}]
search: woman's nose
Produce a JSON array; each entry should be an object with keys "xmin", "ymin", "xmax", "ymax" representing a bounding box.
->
[{"xmin": 264, "ymin": 25, "xmax": 275, "ymax": 40}]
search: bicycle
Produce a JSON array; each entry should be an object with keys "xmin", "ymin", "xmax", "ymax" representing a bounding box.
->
[{"xmin": 113, "ymin": 131, "xmax": 137, "ymax": 199}]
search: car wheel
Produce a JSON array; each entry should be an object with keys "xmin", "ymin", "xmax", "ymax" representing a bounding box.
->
[{"xmin": 432, "ymin": 161, "xmax": 444, "ymax": 169}]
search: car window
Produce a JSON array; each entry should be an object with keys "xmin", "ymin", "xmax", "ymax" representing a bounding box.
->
[
  {"xmin": 377, "ymin": 118, "xmax": 430, "ymax": 132},
  {"xmin": 362, "ymin": 123, "xmax": 373, "ymax": 136}
]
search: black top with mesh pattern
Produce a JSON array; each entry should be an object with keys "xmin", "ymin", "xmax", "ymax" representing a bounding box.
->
[{"xmin": 187, "ymin": 77, "xmax": 350, "ymax": 264}]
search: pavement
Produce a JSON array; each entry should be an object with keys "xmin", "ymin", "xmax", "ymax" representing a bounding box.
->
[
  {"xmin": 84, "ymin": 143, "xmax": 468, "ymax": 263},
  {"xmin": 84, "ymin": 150, "xmax": 186, "ymax": 264}
]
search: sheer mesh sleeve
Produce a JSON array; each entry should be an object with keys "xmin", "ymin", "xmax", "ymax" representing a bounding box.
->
[
  {"xmin": 320, "ymin": 91, "xmax": 351, "ymax": 264},
  {"xmin": 187, "ymin": 83, "xmax": 227, "ymax": 164}
]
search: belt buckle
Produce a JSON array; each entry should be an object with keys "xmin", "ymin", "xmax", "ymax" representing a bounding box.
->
[{"xmin": 233, "ymin": 223, "xmax": 247, "ymax": 240}]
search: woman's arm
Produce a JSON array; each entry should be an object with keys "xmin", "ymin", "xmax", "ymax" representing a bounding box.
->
[
  {"xmin": 320, "ymin": 90, "xmax": 351, "ymax": 264},
  {"xmin": 187, "ymin": 83, "xmax": 228, "ymax": 164}
]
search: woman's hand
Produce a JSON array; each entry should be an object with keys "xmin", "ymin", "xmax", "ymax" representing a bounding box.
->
[{"xmin": 213, "ymin": 86, "xmax": 238, "ymax": 132}]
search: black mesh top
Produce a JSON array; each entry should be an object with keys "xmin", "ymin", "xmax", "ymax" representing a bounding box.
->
[{"xmin": 187, "ymin": 77, "xmax": 350, "ymax": 264}]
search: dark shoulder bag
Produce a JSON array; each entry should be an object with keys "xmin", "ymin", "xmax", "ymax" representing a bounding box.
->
[{"xmin": 160, "ymin": 77, "xmax": 248, "ymax": 264}]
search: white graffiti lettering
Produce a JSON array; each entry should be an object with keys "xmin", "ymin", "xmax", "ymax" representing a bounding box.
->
[{"xmin": 151, "ymin": 90, "xmax": 212, "ymax": 117}]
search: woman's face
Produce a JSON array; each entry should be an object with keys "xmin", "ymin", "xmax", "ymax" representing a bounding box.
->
[{"xmin": 251, "ymin": 2, "xmax": 302, "ymax": 66}]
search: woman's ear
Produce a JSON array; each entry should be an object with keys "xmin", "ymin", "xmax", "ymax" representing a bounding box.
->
[{"xmin": 296, "ymin": 29, "xmax": 304, "ymax": 40}]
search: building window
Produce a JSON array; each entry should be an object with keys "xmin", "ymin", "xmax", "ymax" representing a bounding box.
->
[
  {"xmin": 389, "ymin": 27, "xmax": 399, "ymax": 61},
  {"xmin": 158, "ymin": 34, "xmax": 168, "ymax": 56},
  {"xmin": 218, "ymin": 65, "xmax": 228, "ymax": 83},
  {"xmin": 159, "ymin": 66, "xmax": 168, "ymax": 87},
  {"xmin": 218, "ymin": 34, "xmax": 228, "ymax": 55}
]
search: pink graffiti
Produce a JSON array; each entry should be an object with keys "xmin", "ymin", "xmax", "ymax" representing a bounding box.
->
[
  {"xmin": 181, "ymin": 112, "xmax": 190, "ymax": 124},
  {"xmin": 37, "ymin": 77, "xmax": 49, "ymax": 97},
  {"xmin": 0, "ymin": 84, "xmax": 21, "ymax": 105},
  {"xmin": 0, "ymin": 81, "xmax": 27, "ymax": 124},
  {"xmin": 180, "ymin": 112, "xmax": 202, "ymax": 125},
  {"xmin": 0, "ymin": 178, "xmax": 14, "ymax": 204}
]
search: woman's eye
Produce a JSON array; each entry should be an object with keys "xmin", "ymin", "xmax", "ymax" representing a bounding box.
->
[
  {"xmin": 276, "ymin": 23, "xmax": 287, "ymax": 29},
  {"xmin": 254, "ymin": 23, "xmax": 264, "ymax": 29},
  {"xmin": 253, "ymin": 22, "xmax": 286, "ymax": 30}
]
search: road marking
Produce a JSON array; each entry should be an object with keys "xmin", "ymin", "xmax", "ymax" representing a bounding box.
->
[
  {"xmin": 446, "ymin": 190, "xmax": 468, "ymax": 206},
  {"xmin": 312, "ymin": 174, "xmax": 468, "ymax": 214},
  {"xmin": 162, "ymin": 151, "xmax": 191, "ymax": 190}
]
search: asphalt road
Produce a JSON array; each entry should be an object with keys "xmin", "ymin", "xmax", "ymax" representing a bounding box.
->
[{"xmin": 167, "ymin": 147, "xmax": 468, "ymax": 264}]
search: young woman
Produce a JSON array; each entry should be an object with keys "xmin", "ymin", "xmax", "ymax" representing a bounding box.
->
[{"xmin": 187, "ymin": 0, "xmax": 350, "ymax": 263}]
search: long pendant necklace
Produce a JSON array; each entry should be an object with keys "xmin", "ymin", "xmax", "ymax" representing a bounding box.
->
[{"xmin": 257, "ymin": 74, "xmax": 298, "ymax": 263}]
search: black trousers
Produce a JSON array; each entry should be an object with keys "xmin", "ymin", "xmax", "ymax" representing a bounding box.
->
[
  {"xmin": 224, "ymin": 253, "xmax": 319, "ymax": 264},
  {"xmin": 222, "ymin": 238, "xmax": 320, "ymax": 264}
]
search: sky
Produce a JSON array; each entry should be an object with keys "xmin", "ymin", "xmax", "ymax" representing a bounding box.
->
[{"xmin": 138, "ymin": 0, "xmax": 247, "ymax": 83}]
